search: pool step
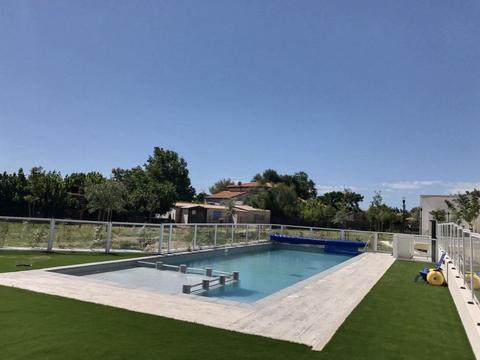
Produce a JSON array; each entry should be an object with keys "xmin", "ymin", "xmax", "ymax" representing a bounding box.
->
[{"xmin": 136, "ymin": 260, "xmax": 239, "ymax": 295}]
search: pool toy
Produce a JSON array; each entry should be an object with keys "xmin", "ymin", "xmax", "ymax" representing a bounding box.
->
[
  {"xmin": 465, "ymin": 272, "xmax": 480, "ymax": 290},
  {"xmin": 415, "ymin": 252, "xmax": 446, "ymax": 286}
]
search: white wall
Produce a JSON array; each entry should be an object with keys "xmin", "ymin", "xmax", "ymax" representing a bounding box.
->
[
  {"xmin": 420, "ymin": 194, "xmax": 480, "ymax": 234},
  {"xmin": 420, "ymin": 195, "xmax": 456, "ymax": 235}
]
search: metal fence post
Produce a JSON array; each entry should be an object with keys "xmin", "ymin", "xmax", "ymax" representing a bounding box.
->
[
  {"xmin": 470, "ymin": 233, "xmax": 475, "ymax": 303},
  {"xmin": 340, "ymin": 229, "xmax": 345, "ymax": 240},
  {"xmin": 280, "ymin": 225, "xmax": 284, "ymax": 234},
  {"xmin": 257, "ymin": 225, "xmax": 261, "ymax": 242},
  {"xmin": 214, "ymin": 224, "xmax": 218, "ymax": 248},
  {"xmin": 158, "ymin": 223, "xmax": 164, "ymax": 254},
  {"xmin": 245, "ymin": 225, "xmax": 249, "ymax": 243},
  {"xmin": 168, "ymin": 224, "xmax": 173, "ymax": 254},
  {"xmin": 373, "ymin": 232, "xmax": 378, "ymax": 252},
  {"xmin": 105, "ymin": 222, "xmax": 113, "ymax": 253},
  {"xmin": 462, "ymin": 230, "xmax": 466, "ymax": 286},
  {"xmin": 231, "ymin": 224, "xmax": 235, "ymax": 245},
  {"xmin": 193, "ymin": 224, "xmax": 197, "ymax": 250},
  {"xmin": 47, "ymin": 218, "xmax": 56, "ymax": 252}
]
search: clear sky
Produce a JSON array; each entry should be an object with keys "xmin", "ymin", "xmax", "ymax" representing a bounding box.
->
[{"xmin": 1, "ymin": 0, "xmax": 479, "ymax": 209}]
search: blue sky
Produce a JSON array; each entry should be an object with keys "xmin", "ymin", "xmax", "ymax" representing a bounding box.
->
[{"xmin": 1, "ymin": 1, "xmax": 479, "ymax": 209}]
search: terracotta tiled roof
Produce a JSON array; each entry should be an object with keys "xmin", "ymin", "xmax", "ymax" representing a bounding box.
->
[
  {"xmin": 175, "ymin": 202, "xmax": 227, "ymax": 210},
  {"xmin": 227, "ymin": 182, "xmax": 259, "ymax": 189},
  {"xmin": 205, "ymin": 191, "xmax": 247, "ymax": 199}
]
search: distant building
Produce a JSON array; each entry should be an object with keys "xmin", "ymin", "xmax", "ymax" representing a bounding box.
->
[
  {"xmin": 420, "ymin": 194, "xmax": 480, "ymax": 235},
  {"xmin": 205, "ymin": 181, "xmax": 271, "ymax": 205},
  {"xmin": 205, "ymin": 191, "xmax": 248, "ymax": 205},
  {"xmin": 226, "ymin": 181, "xmax": 269, "ymax": 193},
  {"xmin": 170, "ymin": 202, "xmax": 270, "ymax": 224},
  {"xmin": 420, "ymin": 195, "xmax": 457, "ymax": 235}
]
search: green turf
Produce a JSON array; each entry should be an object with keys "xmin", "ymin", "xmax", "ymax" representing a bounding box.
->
[
  {"xmin": 0, "ymin": 250, "xmax": 144, "ymax": 273},
  {"xmin": 0, "ymin": 253, "xmax": 474, "ymax": 359}
]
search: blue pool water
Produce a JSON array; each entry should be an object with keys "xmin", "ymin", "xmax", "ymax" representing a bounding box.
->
[{"xmin": 179, "ymin": 247, "xmax": 353, "ymax": 303}]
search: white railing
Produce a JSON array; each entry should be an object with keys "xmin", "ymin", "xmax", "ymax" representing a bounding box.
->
[
  {"xmin": 0, "ymin": 215, "xmax": 397, "ymax": 254},
  {"xmin": 437, "ymin": 222, "xmax": 480, "ymax": 310}
]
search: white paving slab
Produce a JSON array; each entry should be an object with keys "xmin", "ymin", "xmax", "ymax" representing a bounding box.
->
[{"xmin": 0, "ymin": 252, "xmax": 394, "ymax": 350}]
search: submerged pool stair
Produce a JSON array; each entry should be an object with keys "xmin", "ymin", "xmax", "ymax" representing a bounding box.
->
[
  {"xmin": 270, "ymin": 234, "xmax": 365, "ymax": 255},
  {"xmin": 136, "ymin": 260, "xmax": 239, "ymax": 295}
]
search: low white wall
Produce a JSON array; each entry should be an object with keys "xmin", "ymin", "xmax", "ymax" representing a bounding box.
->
[
  {"xmin": 393, "ymin": 234, "xmax": 413, "ymax": 259},
  {"xmin": 443, "ymin": 258, "xmax": 480, "ymax": 359}
]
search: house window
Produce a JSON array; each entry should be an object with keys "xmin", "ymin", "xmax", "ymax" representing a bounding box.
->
[{"xmin": 213, "ymin": 211, "xmax": 222, "ymax": 220}]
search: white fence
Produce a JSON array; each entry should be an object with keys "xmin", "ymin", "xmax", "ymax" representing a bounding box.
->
[
  {"xmin": 0, "ymin": 215, "xmax": 397, "ymax": 254},
  {"xmin": 437, "ymin": 222, "xmax": 480, "ymax": 310}
]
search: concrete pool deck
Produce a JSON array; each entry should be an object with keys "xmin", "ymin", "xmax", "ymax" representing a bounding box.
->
[{"xmin": 0, "ymin": 251, "xmax": 394, "ymax": 350}]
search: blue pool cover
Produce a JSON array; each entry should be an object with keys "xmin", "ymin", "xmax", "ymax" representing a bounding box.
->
[{"xmin": 270, "ymin": 234, "xmax": 365, "ymax": 255}]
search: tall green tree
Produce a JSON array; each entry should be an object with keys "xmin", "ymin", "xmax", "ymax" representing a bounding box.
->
[
  {"xmin": 85, "ymin": 180, "xmax": 127, "ymax": 221},
  {"xmin": 429, "ymin": 209, "xmax": 447, "ymax": 223},
  {"xmin": 248, "ymin": 184, "xmax": 299, "ymax": 222},
  {"xmin": 0, "ymin": 169, "xmax": 27, "ymax": 216},
  {"xmin": 145, "ymin": 147, "xmax": 195, "ymax": 201},
  {"xmin": 25, "ymin": 167, "xmax": 67, "ymax": 217},
  {"xmin": 64, "ymin": 172, "xmax": 106, "ymax": 219},
  {"xmin": 445, "ymin": 190, "xmax": 480, "ymax": 230}
]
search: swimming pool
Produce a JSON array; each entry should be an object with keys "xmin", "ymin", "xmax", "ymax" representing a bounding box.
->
[
  {"xmin": 178, "ymin": 247, "xmax": 353, "ymax": 302},
  {"xmin": 80, "ymin": 245, "xmax": 354, "ymax": 303}
]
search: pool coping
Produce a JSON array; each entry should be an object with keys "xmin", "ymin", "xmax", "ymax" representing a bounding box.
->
[{"xmin": 47, "ymin": 242, "xmax": 360, "ymax": 308}]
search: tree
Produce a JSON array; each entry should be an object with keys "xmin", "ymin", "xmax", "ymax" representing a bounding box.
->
[
  {"xmin": 209, "ymin": 178, "xmax": 233, "ymax": 194},
  {"xmin": 0, "ymin": 169, "xmax": 27, "ymax": 216},
  {"xmin": 429, "ymin": 209, "xmax": 447, "ymax": 223},
  {"xmin": 252, "ymin": 169, "xmax": 282, "ymax": 184},
  {"xmin": 130, "ymin": 176, "xmax": 177, "ymax": 221},
  {"xmin": 332, "ymin": 205, "xmax": 351, "ymax": 229},
  {"xmin": 194, "ymin": 191, "xmax": 208, "ymax": 203},
  {"xmin": 24, "ymin": 167, "xmax": 67, "ymax": 217},
  {"xmin": 299, "ymin": 199, "xmax": 327, "ymax": 226},
  {"xmin": 445, "ymin": 190, "xmax": 480, "ymax": 231},
  {"xmin": 290, "ymin": 171, "xmax": 317, "ymax": 199},
  {"xmin": 224, "ymin": 199, "xmax": 237, "ymax": 223},
  {"xmin": 319, "ymin": 189, "xmax": 363, "ymax": 211},
  {"xmin": 145, "ymin": 147, "xmax": 195, "ymax": 201},
  {"xmin": 113, "ymin": 166, "xmax": 178, "ymax": 221},
  {"xmin": 85, "ymin": 180, "xmax": 127, "ymax": 221},
  {"xmin": 64, "ymin": 172, "xmax": 106, "ymax": 219},
  {"xmin": 248, "ymin": 183, "xmax": 299, "ymax": 222}
]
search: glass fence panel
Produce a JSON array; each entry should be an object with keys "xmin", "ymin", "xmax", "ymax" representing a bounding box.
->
[
  {"xmin": 412, "ymin": 235, "xmax": 431, "ymax": 260},
  {"xmin": 282, "ymin": 226, "xmax": 312, "ymax": 238},
  {"xmin": 233, "ymin": 225, "xmax": 248, "ymax": 245},
  {"xmin": 0, "ymin": 218, "xmax": 50, "ymax": 249},
  {"xmin": 55, "ymin": 221, "xmax": 107, "ymax": 250},
  {"xmin": 344, "ymin": 230, "xmax": 373, "ymax": 251},
  {"xmin": 111, "ymin": 224, "xmax": 159, "ymax": 252},
  {"xmin": 170, "ymin": 224, "xmax": 194, "ymax": 252},
  {"xmin": 195, "ymin": 225, "xmax": 216, "ymax": 249},
  {"xmin": 377, "ymin": 233, "xmax": 394, "ymax": 253},
  {"xmin": 311, "ymin": 228, "xmax": 341, "ymax": 240},
  {"xmin": 214, "ymin": 224, "xmax": 233, "ymax": 247},
  {"xmin": 464, "ymin": 233, "xmax": 472, "ymax": 289},
  {"xmin": 258, "ymin": 224, "xmax": 271, "ymax": 242},
  {"xmin": 472, "ymin": 235, "xmax": 480, "ymax": 307}
]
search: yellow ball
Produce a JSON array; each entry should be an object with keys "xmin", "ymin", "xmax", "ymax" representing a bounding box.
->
[{"xmin": 426, "ymin": 270, "xmax": 445, "ymax": 286}]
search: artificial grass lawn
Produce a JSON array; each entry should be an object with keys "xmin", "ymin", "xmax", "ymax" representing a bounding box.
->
[
  {"xmin": 0, "ymin": 251, "xmax": 144, "ymax": 273},
  {"xmin": 0, "ymin": 254, "xmax": 475, "ymax": 360}
]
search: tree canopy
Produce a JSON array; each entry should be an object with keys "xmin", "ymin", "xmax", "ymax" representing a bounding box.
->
[{"xmin": 208, "ymin": 178, "xmax": 233, "ymax": 194}]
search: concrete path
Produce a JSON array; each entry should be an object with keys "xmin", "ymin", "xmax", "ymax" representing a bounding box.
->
[{"xmin": 0, "ymin": 252, "xmax": 394, "ymax": 350}]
